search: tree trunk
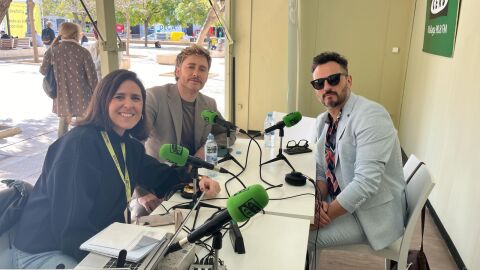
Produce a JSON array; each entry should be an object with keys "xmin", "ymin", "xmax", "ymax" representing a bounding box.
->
[
  {"xmin": 72, "ymin": 12, "xmax": 80, "ymax": 24},
  {"xmin": 0, "ymin": 0, "xmax": 13, "ymax": 24},
  {"xmin": 80, "ymin": 14, "xmax": 87, "ymax": 30},
  {"xmin": 126, "ymin": 11, "xmax": 130, "ymax": 56},
  {"xmin": 197, "ymin": 1, "xmax": 226, "ymax": 47},
  {"xmin": 27, "ymin": 0, "xmax": 39, "ymax": 62},
  {"xmin": 196, "ymin": 8, "xmax": 217, "ymax": 47},
  {"xmin": 143, "ymin": 16, "xmax": 150, "ymax": 48}
]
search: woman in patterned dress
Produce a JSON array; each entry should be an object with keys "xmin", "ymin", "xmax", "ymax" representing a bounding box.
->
[{"xmin": 40, "ymin": 22, "xmax": 98, "ymax": 137}]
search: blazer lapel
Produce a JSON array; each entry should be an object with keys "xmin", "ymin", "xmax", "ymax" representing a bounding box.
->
[
  {"xmin": 167, "ymin": 86, "xmax": 183, "ymax": 144},
  {"xmin": 334, "ymin": 93, "xmax": 357, "ymax": 167}
]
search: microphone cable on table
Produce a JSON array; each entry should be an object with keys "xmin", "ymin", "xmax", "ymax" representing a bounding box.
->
[
  {"xmin": 243, "ymin": 134, "xmax": 283, "ymax": 189},
  {"xmin": 306, "ymin": 176, "xmax": 322, "ymax": 270},
  {"xmin": 267, "ymin": 193, "xmax": 315, "ymax": 200},
  {"xmin": 222, "ymin": 131, "xmax": 261, "ymax": 196}
]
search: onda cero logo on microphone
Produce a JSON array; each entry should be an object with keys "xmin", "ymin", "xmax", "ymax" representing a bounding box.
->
[
  {"xmin": 430, "ymin": 0, "xmax": 449, "ymax": 18},
  {"xmin": 239, "ymin": 198, "xmax": 262, "ymax": 218}
]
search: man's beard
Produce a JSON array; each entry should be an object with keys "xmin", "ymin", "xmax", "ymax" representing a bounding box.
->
[{"xmin": 323, "ymin": 91, "xmax": 340, "ymax": 108}]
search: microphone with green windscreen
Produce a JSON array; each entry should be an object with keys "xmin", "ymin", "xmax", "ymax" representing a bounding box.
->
[
  {"xmin": 264, "ymin": 111, "xmax": 302, "ymax": 133},
  {"xmin": 227, "ymin": 184, "xmax": 269, "ymax": 222},
  {"xmin": 201, "ymin": 109, "xmax": 246, "ymax": 133},
  {"xmin": 159, "ymin": 143, "xmax": 229, "ymax": 173},
  {"xmin": 158, "ymin": 143, "xmax": 189, "ymax": 166},
  {"xmin": 165, "ymin": 184, "xmax": 269, "ymax": 254}
]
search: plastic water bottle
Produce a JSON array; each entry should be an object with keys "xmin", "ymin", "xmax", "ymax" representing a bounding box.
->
[
  {"xmin": 204, "ymin": 133, "xmax": 218, "ymax": 177},
  {"xmin": 264, "ymin": 112, "xmax": 276, "ymax": 148}
]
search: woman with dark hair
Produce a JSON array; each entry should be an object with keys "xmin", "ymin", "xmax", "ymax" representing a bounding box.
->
[{"xmin": 1, "ymin": 70, "xmax": 220, "ymax": 269}]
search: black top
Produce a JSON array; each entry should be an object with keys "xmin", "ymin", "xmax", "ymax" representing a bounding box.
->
[
  {"xmin": 14, "ymin": 125, "xmax": 186, "ymax": 261},
  {"xmin": 41, "ymin": 27, "xmax": 55, "ymax": 45},
  {"xmin": 180, "ymin": 98, "xmax": 196, "ymax": 154}
]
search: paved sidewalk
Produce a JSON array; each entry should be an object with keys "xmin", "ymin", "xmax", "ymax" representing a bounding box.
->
[{"xmin": 0, "ymin": 44, "xmax": 225, "ymax": 186}]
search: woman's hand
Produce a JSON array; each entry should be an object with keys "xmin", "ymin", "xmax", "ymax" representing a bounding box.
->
[
  {"xmin": 137, "ymin": 193, "xmax": 163, "ymax": 214},
  {"xmin": 198, "ymin": 176, "xmax": 221, "ymax": 198}
]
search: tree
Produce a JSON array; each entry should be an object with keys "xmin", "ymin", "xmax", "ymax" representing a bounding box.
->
[
  {"xmin": 117, "ymin": 0, "xmax": 210, "ymax": 48},
  {"xmin": 116, "ymin": 0, "xmax": 144, "ymax": 55},
  {"xmin": 196, "ymin": 0, "xmax": 225, "ymax": 46},
  {"xmin": 27, "ymin": 0, "xmax": 39, "ymax": 62},
  {"xmin": 175, "ymin": 0, "xmax": 209, "ymax": 27},
  {"xmin": 0, "ymin": 0, "xmax": 13, "ymax": 24},
  {"xmin": 41, "ymin": 0, "xmax": 96, "ymax": 29},
  {"xmin": 127, "ymin": 0, "xmax": 165, "ymax": 47}
]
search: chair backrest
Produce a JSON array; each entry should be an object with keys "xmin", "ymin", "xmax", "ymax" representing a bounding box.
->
[
  {"xmin": 403, "ymin": 154, "xmax": 423, "ymax": 183},
  {"xmin": 400, "ymin": 164, "xmax": 435, "ymax": 250}
]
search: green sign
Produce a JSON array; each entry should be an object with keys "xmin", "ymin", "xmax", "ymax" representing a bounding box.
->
[{"xmin": 423, "ymin": 0, "xmax": 459, "ymax": 57}]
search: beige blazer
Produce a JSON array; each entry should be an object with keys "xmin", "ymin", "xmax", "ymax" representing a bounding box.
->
[{"xmin": 144, "ymin": 84, "xmax": 235, "ymax": 160}]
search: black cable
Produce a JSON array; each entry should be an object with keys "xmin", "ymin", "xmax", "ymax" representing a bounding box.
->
[
  {"xmin": 223, "ymin": 132, "xmax": 259, "ymax": 196},
  {"xmin": 307, "ymin": 178, "xmax": 322, "ymax": 270},
  {"xmin": 268, "ymin": 193, "xmax": 315, "ymax": 200},
  {"xmin": 224, "ymin": 170, "xmax": 247, "ymax": 197},
  {"xmin": 203, "ymin": 197, "xmax": 228, "ymax": 201},
  {"xmin": 165, "ymin": 202, "xmax": 190, "ymax": 213},
  {"xmin": 194, "ymin": 254, "xmax": 199, "ymax": 264},
  {"xmin": 207, "ymin": 0, "xmax": 229, "ymax": 44},
  {"xmin": 79, "ymin": 0, "xmax": 122, "ymax": 45},
  {"xmin": 247, "ymin": 136, "xmax": 282, "ymax": 188},
  {"xmin": 78, "ymin": 0, "xmax": 104, "ymax": 42}
]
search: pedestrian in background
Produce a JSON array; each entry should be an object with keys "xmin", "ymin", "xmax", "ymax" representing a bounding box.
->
[
  {"xmin": 41, "ymin": 21, "xmax": 55, "ymax": 48},
  {"xmin": 40, "ymin": 22, "xmax": 98, "ymax": 137}
]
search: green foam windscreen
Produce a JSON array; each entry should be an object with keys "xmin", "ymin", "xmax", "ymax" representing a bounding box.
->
[
  {"xmin": 226, "ymin": 184, "xmax": 269, "ymax": 223},
  {"xmin": 158, "ymin": 144, "xmax": 189, "ymax": 166},
  {"xmin": 283, "ymin": 111, "xmax": 302, "ymax": 127}
]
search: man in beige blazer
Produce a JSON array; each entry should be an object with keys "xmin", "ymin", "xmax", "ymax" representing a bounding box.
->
[
  {"xmin": 133, "ymin": 45, "xmax": 234, "ymax": 215},
  {"xmin": 145, "ymin": 45, "xmax": 235, "ymax": 160}
]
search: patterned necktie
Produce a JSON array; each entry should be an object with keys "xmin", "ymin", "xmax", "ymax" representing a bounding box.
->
[{"xmin": 325, "ymin": 114, "xmax": 341, "ymax": 198}]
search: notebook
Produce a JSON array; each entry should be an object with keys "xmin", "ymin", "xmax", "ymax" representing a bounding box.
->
[
  {"xmin": 76, "ymin": 195, "xmax": 204, "ymax": 270},
  {"xmin": 80, "ymin": 222, "xmax": 169, "ymax": 262}
]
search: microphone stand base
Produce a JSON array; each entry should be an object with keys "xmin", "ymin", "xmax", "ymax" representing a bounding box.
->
[
  {"xmin": 188, "ymin": 264, "xmax": 227, "ymax": 270},
  {"xmin": 260, "ymin": 127, "xmax": 295, "ymax": 171},
  {"xmin": 159, "ymin": 243, "xmax": 196, "ymax": 270},
  {"xmin": 260, "ymin": 152, "xmax": 295, "ymax": 171},
  {"xmin": 172, "ymin": 201, "xmax": 222, "ymax": 230},
  {"xmin": 218, "ymin": 152, "xmax": 244, "ymax": 170}
]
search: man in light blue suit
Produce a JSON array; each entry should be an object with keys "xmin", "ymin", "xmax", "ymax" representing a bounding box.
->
[{"xmin": 308, "ymin": 52, "xmax": 406, "ymax": 264}]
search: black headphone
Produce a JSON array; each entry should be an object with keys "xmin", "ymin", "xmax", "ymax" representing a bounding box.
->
[{"xmin": 285, "ymin": 171, "xmax": 307, "ymax": 186}]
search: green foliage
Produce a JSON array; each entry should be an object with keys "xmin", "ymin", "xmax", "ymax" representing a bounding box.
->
[
  {"xmin": 41, "ymin": 0, "xmax": 96, "ymax": 24},
  {"xmin": 43, "ymin": 0, "xmax": 211, "ymax": 28},
  {"xmin": 116, "ymin": 0, "xmax": 209, "ymax": 27},
  {"xmin": 41, "ymin": 0, "xmax": 63, "ymax": 17},
  {"xmin": 174, "ymin": 0, "xmax": 210, "ymax": 26}
]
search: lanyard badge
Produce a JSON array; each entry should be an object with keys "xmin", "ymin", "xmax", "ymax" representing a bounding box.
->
[{"xmin": 101, "ymin": 131, "xmax": 132, "ymax": 203}]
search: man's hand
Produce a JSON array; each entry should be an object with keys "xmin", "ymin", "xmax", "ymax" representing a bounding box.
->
[
  {"xmin": 198, "ymin": 176, "xmax": 221, "ymax": 198},
  {"xmin": 310, "ymin": 201, "xmax": 331, "ymax": 231},
  {"xmin": 137, "ymin": 193, "xmax": 164, "ymax": 214},
  {"xmin": 194, "ymin": 147, "xmax": 205, "ymax": 160}
]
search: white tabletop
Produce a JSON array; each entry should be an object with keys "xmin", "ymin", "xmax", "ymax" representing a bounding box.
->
[
  {"xmin": 152, "ymin": 201, "xmax": 311, "ymax": 270},
  {"xmin": 170, "ymin": 138, "xmax": 316, "ymax": 220},
  {"xmin": 78, "ymin": 201, "xmax": 311, "ymax": 270}
]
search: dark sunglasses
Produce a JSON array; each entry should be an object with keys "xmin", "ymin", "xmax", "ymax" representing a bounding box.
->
[
  {"xmin": 310, "ymin": 73, "xmax": 348, "ymax": 90},
  {"xmin": 286, "ymin": 139, "xmax": 309, "ymax": 149}
]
